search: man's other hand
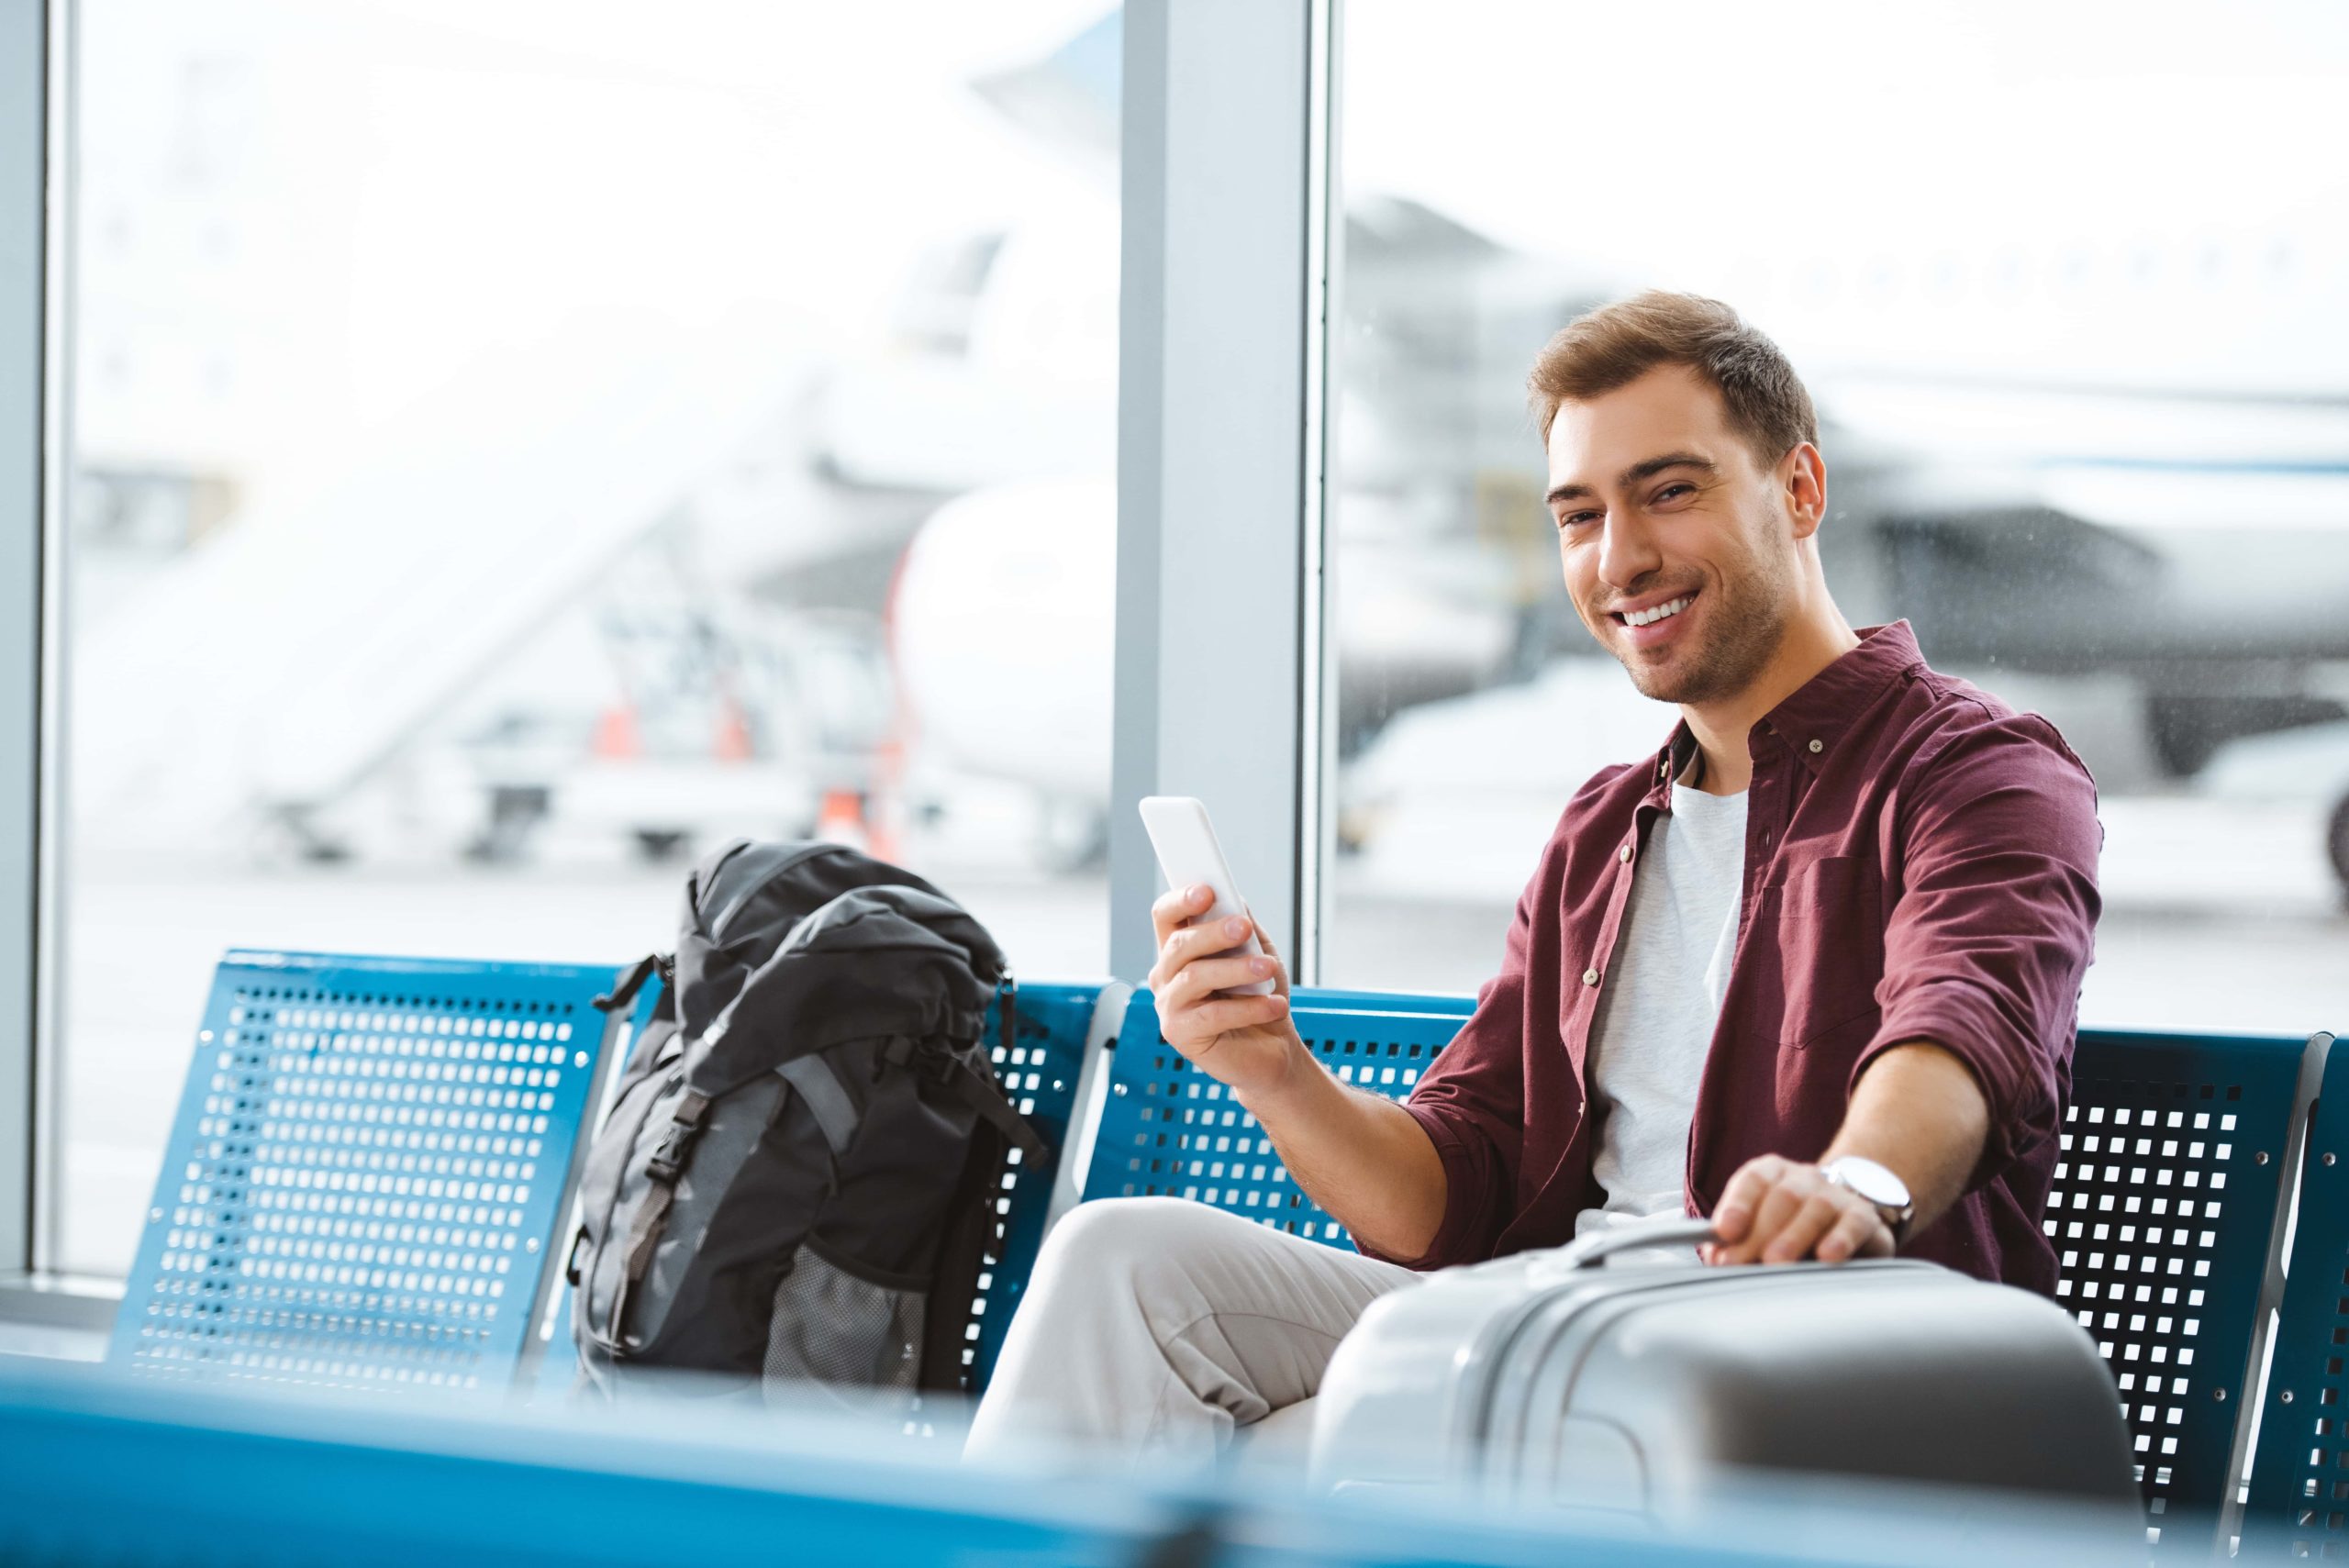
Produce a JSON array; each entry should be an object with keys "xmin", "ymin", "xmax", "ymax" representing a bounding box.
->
[{"xmin": 1703, "ymin": 1154, "xmax": 1895, "ymax": 1266}]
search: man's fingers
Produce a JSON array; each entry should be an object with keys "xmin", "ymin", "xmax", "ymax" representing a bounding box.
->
[
  {"xmin": 1179, "ymin": 992, "xmax": 1290, "ymax": 1041},
  {"xmin": 1709, "ymin": 1156, "xmax": 1784, "ymax": 1245},
  {"xmin": 1815, "ymin": 1204, "xmax": 1887, "ymax": 1264},
  {"xmin": 1150, "ymin": 886, "xmax": 1196, "ymax": 945},
  {"xmin": 1161, "ymin": 913, "xmax": 1261, "ymax": 972},
  {"xmin": 1152, "ymin": 884, "xmax": 1219, "ymax": 946},
  {"xmin": 1248, "ymin": 909, "xmax": 1278, "ymax": 956},
  {"xmin": 1718, "ymin": 1172, "xmax": 1810, "ymax": 1266},
  {"xmin": 1748, "ymin": 1177, "xmax": 1811, "ymax": 1250},
  {"xmin": 1761, "ymin": 1193, "xmax": 1847, "ymax": 1264},
  {"xmin": 1705, "ymin": 1159, "xmax": 1904, "ymax": 1267},
  {"xmin": 1246, "ymin": 917, "xmax": 1291, "ymax": 995},
  {"xmin": 1166, "ymin": 953, "xmax": 1279, "ymax": 1007}
]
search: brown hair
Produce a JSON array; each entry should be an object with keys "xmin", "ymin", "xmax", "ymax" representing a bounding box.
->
[{"xmin": 1528, "ymin": 291, "xmax": 1818, "ymax": 465}]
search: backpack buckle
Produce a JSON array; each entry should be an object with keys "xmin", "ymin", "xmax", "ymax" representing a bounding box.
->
[
  {"xmin": 645, "ymin": 1131, "xmax": 694, "ymax": 1184},
  {"xmin": 644, "ymin": 1091, "xmax": 711, "ymax": 1184}
]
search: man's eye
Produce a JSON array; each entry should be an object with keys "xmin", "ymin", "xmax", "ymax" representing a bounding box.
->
[
  {"xmin": 1559, "ymin": 510, "xmax": 1599, "ymax": 530},
  {"xmin": 1653, "ymin": 484, "xmax": 1694, "ymax": 504}
]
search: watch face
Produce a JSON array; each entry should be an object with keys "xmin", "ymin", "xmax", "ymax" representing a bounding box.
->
[{"xmin": 1831, "ymin": 1156, "xmax": 1911, "ymax": 1211}]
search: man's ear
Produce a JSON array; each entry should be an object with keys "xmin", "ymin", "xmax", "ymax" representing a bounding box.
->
[{"xmin": 1782, "ymin": 442, "xmax": 1827, "ymax": 540}]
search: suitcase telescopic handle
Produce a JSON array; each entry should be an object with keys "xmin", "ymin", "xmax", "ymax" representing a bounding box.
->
[{"xmin": 1563, "ymin": 1215, "xmax": 1721, "ymax": 1268}]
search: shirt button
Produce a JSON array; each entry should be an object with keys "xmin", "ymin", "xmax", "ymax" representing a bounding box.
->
[
  {"xmin": 1808, "ymin": 739, "xmax": 1824, "ymax": 754},
  {"xmin": 1618, "ymin": 843, "xmax": 1633, "ymax": 862},
  {"xmin": 1582, "ymin": 967, "xmax": 1600, "ymax": 986}
]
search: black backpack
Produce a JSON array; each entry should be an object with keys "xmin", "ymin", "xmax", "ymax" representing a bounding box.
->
[{"xmin": 566, "ymin": 838, "xmax": 1048, "ymax": 1405}]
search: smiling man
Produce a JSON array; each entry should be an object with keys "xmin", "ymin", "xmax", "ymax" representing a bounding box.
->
[{"xmin": 964, "ymin": 292, "xmax": 2101, "ymax": 1467}]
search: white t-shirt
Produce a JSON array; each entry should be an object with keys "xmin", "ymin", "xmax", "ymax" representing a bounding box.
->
[{"xmin": 1571, "ymin": 781, "xmax": 1748, "ymax": 1247}]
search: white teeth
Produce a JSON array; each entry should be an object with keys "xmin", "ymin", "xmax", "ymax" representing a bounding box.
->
[{"xmin": 1625, "ymin": 595, "xmax": 1690, "ymax": 628}]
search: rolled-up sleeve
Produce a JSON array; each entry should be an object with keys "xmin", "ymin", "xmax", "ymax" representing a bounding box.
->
[
  {"xmin": 1853, "ymin": 712, "xmax": 2102, "ymax": 1188},
  {"xmin": 1353, "ymin": 842, "xmax": 1555, "ymax": 1271}
]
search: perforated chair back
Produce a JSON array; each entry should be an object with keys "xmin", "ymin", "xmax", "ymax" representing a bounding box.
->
[
  {"xmin": 110, "ymin": 950, "xmax": 641, "ymax": 1392},
  {"xmin": 2237, "ymin": 1031, "xmax": 2347, "ymax": 1560},
  {"xmin": 1079, "ymin": 988, "xmax": 1472, "ymax": 1245},
  {"xmin": 2049, "ymin": 1028, "xmax": 2313, "ymax": 1556},
  {"xmin": 957, "ymin": 979, "xmax": 1118, "ymax": 1390}
]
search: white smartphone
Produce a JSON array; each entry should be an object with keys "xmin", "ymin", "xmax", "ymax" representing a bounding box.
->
[{"xmin": 1137, "ymin": 795, "xmax": 1275, "ymax": 996}]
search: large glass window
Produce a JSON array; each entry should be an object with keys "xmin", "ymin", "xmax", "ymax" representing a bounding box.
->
[
  {"xmin": 61, "ymin": 0, "xmax": 1120, "ymax": 1276},
  {"xmin": 1323, "ymin": 1, "xmax": 2349, "ymax": 1035}
]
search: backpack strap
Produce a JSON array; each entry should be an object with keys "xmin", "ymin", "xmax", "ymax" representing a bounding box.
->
[
  {"xmin": 945, "ymin": 1056, "xmax": 1051, "ymax": 1167},
  {"xmin": 594, "ymin": 952, "xmax": 669, "ymax": 1013},
  {"xmin": 775, "ymin": 1054, "xmax": 860, "ymax": 1158},
  {"xmin": 962, "ymin": 973, "xmax": 1049, "ymax": 1165},
  {"xmin": 999, "ymin": 972, "xmax": 1016, "ymax": 1064},
  {"xmin": 622, "ymin": 1089, "xmax": 711, "ymax": 1284}
]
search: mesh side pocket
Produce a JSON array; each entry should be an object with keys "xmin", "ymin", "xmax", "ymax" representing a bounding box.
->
[{"xmin": 764, "ymin": 1241, "xmax": 925, "ymax": 1411}]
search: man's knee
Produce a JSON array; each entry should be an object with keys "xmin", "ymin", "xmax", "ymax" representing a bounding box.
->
[{"xmin": 1030, "ymin": 1196, "xmax": 1232, "ymax": 1309}]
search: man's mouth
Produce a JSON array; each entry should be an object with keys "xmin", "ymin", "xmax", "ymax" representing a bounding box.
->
[{"xmin": 1610, "ymin": 593, "xmax": 1695, "ymax": 628}]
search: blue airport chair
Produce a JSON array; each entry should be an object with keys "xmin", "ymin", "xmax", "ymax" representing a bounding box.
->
[
  {"xmin": 2235, "ymin": 1031, "xmax": 2349, "ymax": 1561},
  {"xmin": 115, "ymin": 949, "xmax": 1103, "ymax": 1402},
  {"xmin": 2056, "ymin": 1028, "xmax": 2318, "ymax": 1557},
  {"xmin": 1289, "ymin": 985, "xmax": 1489, "ymax": 1018},
  {"xmin": 1078, "ymin": 987, "xmax": 1473, "ymax": 1245},
  {"xmin": 109, "ymin": 950, "xmax": 646, "ymax": 1392}
]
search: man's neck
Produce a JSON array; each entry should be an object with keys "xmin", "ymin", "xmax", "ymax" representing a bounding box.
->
[{"xmin": 1680, "ymin": 606, "xmax": 1862, "ymax": 795}]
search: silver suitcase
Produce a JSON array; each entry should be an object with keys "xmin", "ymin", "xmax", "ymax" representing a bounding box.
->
[{"xmin": 1308, "ymin": 1217, "xmax": 2139, "ymax": 1523}]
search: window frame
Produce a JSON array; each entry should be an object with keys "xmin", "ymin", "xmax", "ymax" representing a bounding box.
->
[
  {"xmin": 2, "ymin": 0, "xmax": 64, "ymax": 1296},
  {"xmin": 1107, "ymin": 0, "xmax": 1336, "ymax": 984}
]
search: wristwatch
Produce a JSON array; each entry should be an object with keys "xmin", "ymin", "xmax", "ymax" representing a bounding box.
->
[{"xmin": 1820, "ymin": 1155, "xmax": 1915, "ymax": 1247}]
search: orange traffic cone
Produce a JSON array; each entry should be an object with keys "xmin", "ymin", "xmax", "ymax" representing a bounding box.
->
[
  {"xmin": 815, "ymin": 788, "xmax": 868, "ymax": 851},
  {"xmin": 712, "ymin": 695, "xmax": 754, "ymax": 763},
  {"xmin": 592, "ymin": 705, "xmax": 641, "ymax": 760},
  {"xmin": 865, "ymin": 735, "xmax": 906, "ymax": 863}
]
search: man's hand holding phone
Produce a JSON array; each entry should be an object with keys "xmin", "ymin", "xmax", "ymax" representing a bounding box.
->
[
  {"xmin": 1148, "ymin": 884, "xmax": 1298, "ymax": 1103},
  {"xmin": 1138, "ymin": 798, "xmax": 1447, "ymax": 1261}
]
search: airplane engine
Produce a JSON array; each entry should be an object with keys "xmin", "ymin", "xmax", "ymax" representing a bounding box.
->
[{"xmin": 888, "ymin": 478, "xmax": 1117, "ymax": 804}]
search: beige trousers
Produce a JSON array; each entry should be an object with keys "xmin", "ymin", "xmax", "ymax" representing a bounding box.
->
[{"xmin": 961, "ymin": 1195, "xmax": 1424, "ymax": 1470}]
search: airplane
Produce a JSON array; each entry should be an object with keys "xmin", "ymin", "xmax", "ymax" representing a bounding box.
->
[{"xmin": 878, "ymin": 180, "xmax": 2349, "ymax": 895}]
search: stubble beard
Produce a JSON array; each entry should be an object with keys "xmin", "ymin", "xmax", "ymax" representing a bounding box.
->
[{"xmin": 1614, "ymin": 550, "xmax": 1795, "ymax": 707}]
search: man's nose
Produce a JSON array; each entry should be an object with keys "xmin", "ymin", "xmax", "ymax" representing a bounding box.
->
[{"xmin": 1596, "ymin": 508, "xmax": 1663, "ymax": 593}]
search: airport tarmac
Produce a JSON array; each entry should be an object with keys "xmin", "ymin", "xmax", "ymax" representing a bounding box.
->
[{"xmin": 52, "ymin": 794, "xmax": 2349, "ymax": 1277}]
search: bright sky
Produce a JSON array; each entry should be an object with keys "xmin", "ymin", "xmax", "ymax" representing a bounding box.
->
[
  {"xmin": 1346, "ymin": 0, "xmax": 2349, "ymax": 264},
  {"xmin": 75, "ymin": 0, "xmax": 2349, "ymax": 482},
  {"xmin": 75, "ymin": 0, "xmax": 1114, "ymax": 486},
  {"xmin": 1343, "ymin": 0, "xmax": 2349, "ymax": 394}
]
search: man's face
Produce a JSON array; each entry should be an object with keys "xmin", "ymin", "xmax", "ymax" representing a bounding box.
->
[{"xmin": 1544, "ymin": 363, "xmax": 1804, "ymax": 706}]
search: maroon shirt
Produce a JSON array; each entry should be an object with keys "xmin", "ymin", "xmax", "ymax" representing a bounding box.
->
[{"xmin": 1357, "ymin": 621, "xmax": 2101, "ymax": 1293}]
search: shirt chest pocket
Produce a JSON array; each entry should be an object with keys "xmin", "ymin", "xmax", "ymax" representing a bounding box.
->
[{"xmin": 1752, "ymin": 854, "xmax": 1886, "ymax": 1049}]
